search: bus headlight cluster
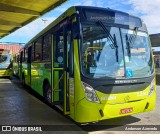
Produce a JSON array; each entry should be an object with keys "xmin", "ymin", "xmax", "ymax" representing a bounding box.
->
[
  {"xmin": 148, "ymin": 79, "xmax": 155, "ymax": 96},
  {"xmin": 82, "ymin": 82, "xmax": 100, "ymax": 103}
]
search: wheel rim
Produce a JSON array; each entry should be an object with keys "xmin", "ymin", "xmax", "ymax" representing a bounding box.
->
[{"xmin": 47, "ymin": 88, "xmax": 51, "ymax": 103}]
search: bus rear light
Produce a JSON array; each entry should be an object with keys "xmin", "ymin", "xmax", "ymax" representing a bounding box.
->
[{"xmin": 82, "ymin": 82, "xmax": 100, "ymax": 103}]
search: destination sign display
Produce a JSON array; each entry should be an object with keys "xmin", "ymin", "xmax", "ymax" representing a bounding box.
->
[{"xmin": 83, "ymin": 9, "xmax": 142, "ymax": 27}]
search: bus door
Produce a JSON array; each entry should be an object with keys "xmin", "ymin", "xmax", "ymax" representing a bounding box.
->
[
  {"xmin": 27, "ymin": 46, "xmax": 32, "ymax": 86},
  {"xmin": 52, "ymin": 24, "xmax": 72, "ymax": 114}
]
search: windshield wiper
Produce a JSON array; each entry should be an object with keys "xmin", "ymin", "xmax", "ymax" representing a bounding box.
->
[
  {"xmin": 113, "ymin": 34, "xmax": 118, "ymax": 62},
  {"xmin": 128, "ymin": 27, "xmax": 138, "ymax": 47},
  {"xmin": 125, "ymin": 27, "xmax": 138, "ymax": 59},
  {"xmin": 126, "ymin": 34, "xmax": 131, "ymax": 59},
  {"xmin": 96, "ymin": 20, "xmax": 119, "ymax": 62}
]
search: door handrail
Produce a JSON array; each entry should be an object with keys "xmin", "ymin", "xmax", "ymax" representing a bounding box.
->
[{"xmin": 52, "ymin": 72, "xmax": 64, "ymax": 92}]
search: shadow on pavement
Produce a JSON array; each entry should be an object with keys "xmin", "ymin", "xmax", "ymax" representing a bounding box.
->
[{"xmin": 78, "ymin": 116, "xmax": 140, "ymax": 132}]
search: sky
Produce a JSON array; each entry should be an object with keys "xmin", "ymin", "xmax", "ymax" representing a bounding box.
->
[{"xmin": 0, "ymin": 0, "xmax": 160, "ymax": 44}]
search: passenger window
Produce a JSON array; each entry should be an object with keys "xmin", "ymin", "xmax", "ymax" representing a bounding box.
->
[
  {"xmin": 43, "ymin": 34, "xmax": 52, "ymax": 61},
  {"xmin": 35, "ymin": 38, "xmax": 42, "ymax": 61},
  {"xmin": 54, "ymin": 30, "xmax": 64, "ymax": 68}
]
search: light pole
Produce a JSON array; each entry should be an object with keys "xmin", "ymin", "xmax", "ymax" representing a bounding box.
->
[{"xmin": 42, "ymin": 19, "xmax": 48, "ymax": 27}]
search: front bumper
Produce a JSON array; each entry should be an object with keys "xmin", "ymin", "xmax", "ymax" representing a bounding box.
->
[
  {"xmin": 0, "ymin": 69, "xmax": 13, "ymax": 77},
  {"xmin": 75, "ymin": 93, "xmax": 156, "ymax": 123}
]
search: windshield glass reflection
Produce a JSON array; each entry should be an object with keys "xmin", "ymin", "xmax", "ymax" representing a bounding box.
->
[
  {"xmin": 121, "ymin": 29, "xmax": 153, "ymax": 77},
  {"xmin": 81, "ymin": 25, "xmax": 124, "ymax": 78},
  {"xmin": 80, "ymin": 24, "xmax": 153, "ymax": 79}
]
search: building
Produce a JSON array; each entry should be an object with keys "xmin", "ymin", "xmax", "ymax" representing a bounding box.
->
[{"xmin": 0, "ymin": 43, "xmax": 22, "ymax": 54}]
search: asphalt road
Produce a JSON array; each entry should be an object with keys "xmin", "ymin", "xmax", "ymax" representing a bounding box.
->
[{"xmin": 0, "ymin": 76, "xmax": 159, "ymax": 134}]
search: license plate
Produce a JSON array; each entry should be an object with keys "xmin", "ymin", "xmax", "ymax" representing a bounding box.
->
[{"xmin": 120, "ymin": 107, "xmax": 133, "ymax": 114}]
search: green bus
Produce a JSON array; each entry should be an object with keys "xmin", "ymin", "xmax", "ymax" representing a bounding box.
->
[
  {"xmin": 13, "ymin": 53, "xmax": 20, "ymax": 77},
  {"xmin": 18, "ymin": 6, "xmax": 156, "ymax": 123}
]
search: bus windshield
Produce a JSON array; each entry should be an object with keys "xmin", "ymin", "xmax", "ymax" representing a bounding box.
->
[
  {"xmin": 121, "ymin": 29, "xmax": 153, "ymax": 78},
  {"xmin": 80, "ymin": 24, "xmax": 153, "ymax": 79}
]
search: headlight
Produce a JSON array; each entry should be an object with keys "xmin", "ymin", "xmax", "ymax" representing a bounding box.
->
[
  {"xmin": 148, "ymin": 79, "xmax": 155, "ymax": 96},
  {"xmin": 82, "ymin": 82, "xmax": 100, "ymax": 103}
]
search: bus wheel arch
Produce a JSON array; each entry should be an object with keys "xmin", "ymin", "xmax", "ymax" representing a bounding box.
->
[{"xmin": 43, "ymin": 79, "xmax": 51, "ymax": 103}]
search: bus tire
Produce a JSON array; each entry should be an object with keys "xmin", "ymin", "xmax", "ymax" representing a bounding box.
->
[{"xmin": 44, "ymin": 83, "xmax": 51, "ymax": 104}]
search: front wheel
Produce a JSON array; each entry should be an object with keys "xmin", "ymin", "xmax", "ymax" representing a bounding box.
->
[{"xmin": 44, "ymin": 84, "xmax": 52, "ymax": 104}]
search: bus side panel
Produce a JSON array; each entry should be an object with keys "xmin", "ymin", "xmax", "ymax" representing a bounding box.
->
[
  {"xmin": 25, "ymin": 63, "xmax": 30, "ymax": 86},
  {"xmin": 72, "ymin": 40, "xmax": 87, "ymax": 121},
  {"xmin": 42, "ymin": 62, "xmax": 52, "ymax": 94},
  {"xmin": 31, "ymin": 62, "xmax": 43, "ymax": 95},
  {"xmin": 30, "ymin": 62, "xmax": 51, "ymax": 96},
  {"xmin": 30, "ymin": 62, "xmax": 37, "ymax": 91},
  {"xmin": 22, "ymin": 62, "xmax": 28, "ymax": 82}
]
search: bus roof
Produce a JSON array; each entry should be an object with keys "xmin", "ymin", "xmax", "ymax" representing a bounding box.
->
[{"xmin": 23, "ymin": 6, "xmax": 143, "ymax": 49}]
